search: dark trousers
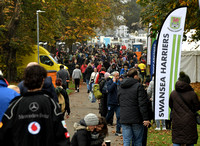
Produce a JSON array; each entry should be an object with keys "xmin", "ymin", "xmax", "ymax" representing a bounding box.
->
[
  {"xmin": 166, "ymin": 119, "xmax": 172, "ymax": 129},
  {"xmin": 106, "ymin": 105, "xmax": 121, "ymax": 133},
  {"xmin": 99, "ymin": 95, "xmax": 108, "ymax": 117},
  {"xmin": 66, "ymin": 82, "xmax": 69, "ymax": 89},
  {"xmin": 142, "ymin": 126, "xmax": 148, "ymax": 146},
  {"xmin": 74, "ymin": 79, "xmax": 80, "ymax": 90},
  {"xmin": 82, "ymin": 73, "xmax": 86, "ymax": 82}
]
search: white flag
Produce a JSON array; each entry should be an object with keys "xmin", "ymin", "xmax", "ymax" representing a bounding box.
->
[{"xmin": 155, "ymin": 7, "xmax": 187, "ymax": 120}]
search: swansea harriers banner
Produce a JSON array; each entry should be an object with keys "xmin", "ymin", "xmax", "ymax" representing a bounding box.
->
[{"xmin": 155, "ymin": 7, "xmax": 187, "ymax": 120}]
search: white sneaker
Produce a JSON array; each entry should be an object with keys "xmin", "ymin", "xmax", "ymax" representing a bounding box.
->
[
  {"xmin": 162, "ymin": 127, "xmax": 166, "ymax": 130},
  {"xmin": 155, "ymin": 127, "xmax": 161, "ymax": 130}
]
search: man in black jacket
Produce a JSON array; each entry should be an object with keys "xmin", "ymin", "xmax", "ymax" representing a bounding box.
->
[
  {"xmin": 18, "ymin": 62, "xmax": 58, "ymax": 102},
  {"xmin": 0, "ymin": 65, "xmax": 70, "ymax": 146},
  {"xmin": 118, "ymin": 68, "xmax": 150, "ymax": 146}
]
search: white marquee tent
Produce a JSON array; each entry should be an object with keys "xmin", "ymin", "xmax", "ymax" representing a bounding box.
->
[
  {"xmin": 180, "ymin": 30, "xmax": 200, "ymax": 83},
  {"xmin": 180, "ymin": 50, "xmax": 200, "ymax": 83}
]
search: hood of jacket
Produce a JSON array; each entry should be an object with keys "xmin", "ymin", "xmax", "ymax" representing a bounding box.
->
[
  {"xmin": 175, "ymin": 80, "xmax": 193, "ymax": 92},
  {"xmin": 43, "ymin": 76, "xmax": 52, "ymax": 89},
  {"xmin": 73, "ymin": 119, "xmax": 87, "ymax": 131},
  {"xmin": 120, "ymin": 77, "xmax": 138, "ymax": 89},
  {"xmin": 0, "ymin": 79, "xmax": 7, "ymax": 87}
]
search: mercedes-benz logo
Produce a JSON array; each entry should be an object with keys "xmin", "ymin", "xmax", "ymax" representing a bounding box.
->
[{"xmin": 29, "ymin": 102, "xmax": 39, "ymax": 112}]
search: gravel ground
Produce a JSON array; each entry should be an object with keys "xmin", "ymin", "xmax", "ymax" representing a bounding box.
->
[{"xmin": 65, "ymin": 83, "xmax": 123, "ymax": 146}]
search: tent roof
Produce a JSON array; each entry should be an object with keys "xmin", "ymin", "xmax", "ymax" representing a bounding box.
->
[{"xmin": 181, "ymin": 50, "xmax": 200, "ymax": 56}]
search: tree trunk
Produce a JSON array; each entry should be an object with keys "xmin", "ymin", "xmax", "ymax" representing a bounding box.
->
[
  {"xmin": 5, "ymin": 46, "xmax": 17, "ymax": 82},
  {"xmin": 0, "ymin": 1, "xmax": 5, "ymax": 25},
  {"xmin": 3, "ymin": 0, "xmax": 21, "ymax": 82}
]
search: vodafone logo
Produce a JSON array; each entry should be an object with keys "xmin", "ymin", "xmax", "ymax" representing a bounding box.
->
[
  {"xmin": 65, "ymin": 132, "xmax": 70, "ymax": 138},
  {"xmin": 28, "ymin": 122, "xmax": 41, "ymax": 135}
]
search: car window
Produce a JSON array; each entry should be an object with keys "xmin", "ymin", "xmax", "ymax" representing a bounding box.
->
[{"xmin": 40, "ymin": 55, "xmax": 54, "ymax": 66}]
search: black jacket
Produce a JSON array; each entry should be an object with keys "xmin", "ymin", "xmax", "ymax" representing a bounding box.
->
[
  {"xmin": 169, "ymin": 81, "xmax": 200, "ymax": 144},
  {"xmin": 84, "ymin": 66, "xmax": 94, "ymax": 80},
  {"xmin": 71, "ymin": 120, "xmax": 91, "ymax": 146},
  {"xmin": 118, "ymin": 78, "xmax": 149, "ymax": 124},
  {"xmin": 71, "ymin": 119, "xmax": 104, "ymax": 146},
  {"xmin": 107, "ymin": 78, "xmax": 119, "ymax": 106},
  {"xmin": 0, "ymin": 91, "xmax": 70, "ymax": 146}
]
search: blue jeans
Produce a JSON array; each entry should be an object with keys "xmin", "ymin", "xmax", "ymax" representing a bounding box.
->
[
  {"xmin": 173, "ymin": 144, "xmax": 194, "ymax": 146},
  {"xmin": 122, "ymin": 124, "xmax": 144, "ymax": 146},
  {"xmin": 106, "ymin": 105, "xmax": 121, "ymax": 133},
  {"xmin": 86, "ymin": 79, "xmax": 90, "ymax": 91}
]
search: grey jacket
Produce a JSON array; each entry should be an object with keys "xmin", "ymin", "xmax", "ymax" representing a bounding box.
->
[
  {"xmin": 72, "ymin": 69, "xmax": 82, "ymax": 79},
  {"xmin": 57, "ymin": 69, "xmax": 70, "ymax": 85}
]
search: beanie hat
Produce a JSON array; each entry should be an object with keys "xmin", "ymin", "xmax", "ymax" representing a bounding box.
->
[
  {"xmin": 84, "ymin": 113, "xmax": 99, "ymax": 126},
  {"xmin": 178, "ymin": 71, "xmax": 191, "ymax": 84}
]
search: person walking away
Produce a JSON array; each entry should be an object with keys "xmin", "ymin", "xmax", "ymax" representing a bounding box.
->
[
  {"xmin": 0, "ymin": 65, "xmax": 70, "ymax": 146},
  {"xmin": 118, "ymin": 68, "xmax": 150, "ymax": 146},
  {"xmin": 55, "ymin": 78, "xmax": 70, "ymax": 119},
  {"xmin": 106, "ymin": 71, "xmax": 121, "ymax": 136},
  {"xmin": 84, "ymin": 63, "xmax": 94, "ymax": 93},
  {"xmin": 138, "ymin": 61, "xmax": 146, "ymax": 84},
  {"xmin": 80, "ymin": 61, "xmax": 87, "ymax": 83},
  {"xmin": 71, "ymin": 113, "xmax": 99, "ymax": 146},
  {"xmin": 57, "ymin": 65, "xmax": 70, "ymax": 90},
  {"xmin": 18, "ymin": 62, "xmax": 58, "ymax": 102},
  {"xmin": 103, "ymin": 59, "xmax": 110, "ymax": 71},
  {"xmin": 169, "ymin": 72, "xmax": 200, "ymax": 146},
  {"xmin": 72, "ymin": 64, "xmax": 82, "ymax": 93}
]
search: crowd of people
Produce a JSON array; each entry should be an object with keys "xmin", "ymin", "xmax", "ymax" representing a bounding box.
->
[{"xmin": 0, "ymin": 44, "xmax": 200, "ymax": 146}]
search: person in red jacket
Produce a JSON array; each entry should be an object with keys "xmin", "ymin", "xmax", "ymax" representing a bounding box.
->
[{"xmin": 80, "ymin": 61, "xmax": 87, "ymax": 83}]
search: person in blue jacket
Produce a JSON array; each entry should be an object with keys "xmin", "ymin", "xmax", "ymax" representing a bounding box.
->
[
  {"xmin": 106, "ymin": 71, "xmax": 122, "ymax": 136},
  {"xmin": 0, "ymin": 75, "xmax": 20, "ymax": 122}
]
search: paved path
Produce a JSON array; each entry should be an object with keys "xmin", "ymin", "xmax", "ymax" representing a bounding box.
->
[{"xmin": 65, "ymin": 83, "xmax": 123, "ymax": 146}]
